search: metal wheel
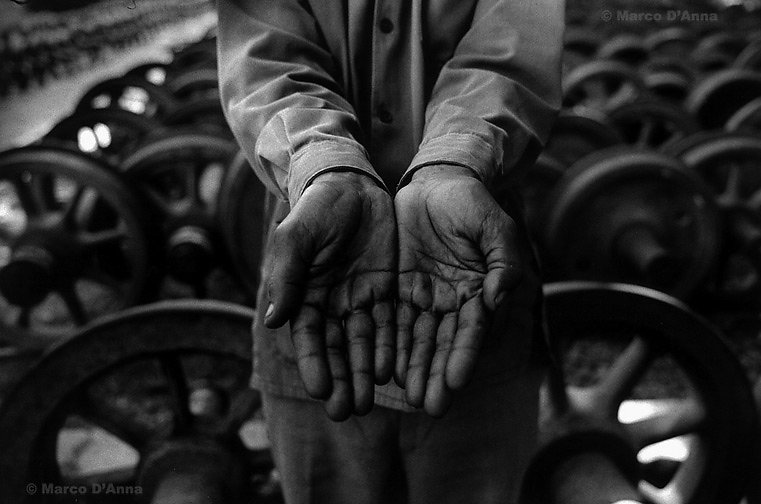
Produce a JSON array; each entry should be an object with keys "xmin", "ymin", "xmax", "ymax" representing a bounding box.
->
[
  {"xmin": 216, "ymin": 151, "xmax": 270, "ymax": 302},
  {"xmin": 596, "ymin": 34, "xmax": 648, "ymax": 67},
  {"xmin": 640, "ymin": 55, "xmax": 698, "ymax": 85},
  {"xmin": 689, "ymin": 47, "xmax": 735, "ymax": 75},
  {"xmin": 563, "ymin": 27, "xmax": 602, "ymax": 58},
  {"xmin": 75, "ymin": 76, "xmax": 178, "ymax": 120},
  {"xmin": 523, "ymin": 282, "xmax": 758, "ymax": 504},
  {"xmin": 0, "ymin": 300, "xmax": 277, "ymax": 503},
  {"xmin": 686, "ymin": 69, "xmax": 761, "ymax": 130},
  {"xmin": 665, "ymin": 132, "xmax": 761, "ymax": 307},
  {"xmin": 694, "ymin": 32, "xmax": 749, "ymax": 62},
  {"xmin": 169, "ymin": 39, "xmax": 217, "ymax": 73},
  {"xmin": 542, "ymin": 147, "xmax": 721, "ymax": 299},
  {"xmin": 563, "ymin": 60, "xmax": 648, "ymax": 113},
  {"xmin": 735, "ymin": 38, "xmax": 761, "ymax": 72},
  {"xmin": 544, "ymin": 109, "xmax": 623, "ymax": 168},
  {"xmin": 124, "ymin": 62, "xmax": 171, "ymax": 87},
  {"xmin": 163, "ymin": 97, "xmax": 232, "ymax": 138},
  {"xmin": 44, "ymin": 109, "xmax": 163, "ymax": 162},
  {"xmin": 121, "ymin": 131, "xmax": 247, "ymax": 303},
  {"xmin": 643, "ymin": 27, "xmax": 696, "ymax": 58},
  {"xmin": 0, "ymin": 146, "xmax": 153, "ymax": 343},
  {"xmin": 562, "ymin": 27, "xmax": 601, "ymax": 76},
  {"xmin": 643, "ymin": 70, "xmax": 692, "ymax": 105},
  {"xmin": 608, "ymin": 99, "xmax": 699, "ymax": 150},
  {"xmin": 725, "ymin": 96, "xmax": 761, "ymax": 133},
  {"xmin": 165, "ymin": 67, "xmax": 220, "ymax": 102}
]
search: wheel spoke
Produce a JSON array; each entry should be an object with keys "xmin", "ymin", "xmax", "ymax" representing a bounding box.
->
[
  {"xmin": 11, "ymin": 175, "xmax": 44, "ymax": 217},
  {"xmin": 639, "ymin": 436, "xmax": 704, "ymax": 504},
  {"xmin": 720, "ymin": 163, "xmax": 743, "ymax": 201},
  {"xmin": 60, "ymin": 185, "xmax": 87, "ymax": 227},
  {"xmin": 74, "ymin": 396, "xmax": 149, "ymax": 452},
  {"xmin": 81, "ymin": 267, "xmax": 125, "ymax": 295},
  {"xmin": 16, "ymin": 307, "xmax": 31, "ymax": 328},
  {"xmin": 58, "ymin": 284, "xmax": 88, "ymax": 325},
  {"xmin": 581, "ymin": 81, "xmax": 609, "ymax": 109},
  {"xmin": 78, "ymin": 225, "xmax": 128, "ymax": 249},
  {"xmin": 225, "ymin": 389, "xmax": 262, "ymax": 432},
  {"xmin": 635, "ymin": 120, "xmax": 657, "ymax": 147},
  {"xmin": 143, "ymin": 186, "xmax": 174, "ymax": 215},
  {"xmin": 184, "ymin": 167, "xmax": 201, "ymax": 205},
  {"xmin": 624, "ymin": 398, "xmax": 705, "ymax": 449},
  {"xmin": 590, "ymin": 336, "xmax": 654, "ymax": 414},
  {"xmin": 159, "ymin": 355, "xmax": 193, "ymax": 433},
  {"xmin": 747, "ymin": 186, "xmax": 761, "ymax": 212},
  {"xmin": 665, "ymin": 130, "xmax": 685, "ymax": 146}
]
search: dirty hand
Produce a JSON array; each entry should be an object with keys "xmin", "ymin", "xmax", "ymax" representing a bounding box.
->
[
  {"xmin": 395, "ymin": 165, "xmax": 523, "ymax": 416},
  {"xmin": 264, "ymin": 171, "xmax": 396, "ymax": 421}
]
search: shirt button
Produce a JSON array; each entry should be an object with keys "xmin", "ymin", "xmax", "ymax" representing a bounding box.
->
[
  {"xmin": 378, "ymin": 106, "xmax": 393, "ymax": 124},
  {"xmin": 379, "ymin": 18, "xmax": 394, "ymax": 33}
]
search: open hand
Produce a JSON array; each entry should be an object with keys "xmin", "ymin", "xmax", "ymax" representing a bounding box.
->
[
  {"xmin": 395, "ymin": 165, "xmax": 523, "ymax": 416},
  {"xmin": 263, "ymin": 171, "xmax": 396, "ymax": 421}
]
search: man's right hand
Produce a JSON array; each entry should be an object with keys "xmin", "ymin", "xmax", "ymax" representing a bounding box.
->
[{"xmin": 263, "ymin": 171, "xmax": 396, "ymax": 421}]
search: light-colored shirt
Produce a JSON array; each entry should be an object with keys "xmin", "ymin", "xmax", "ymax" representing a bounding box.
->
[{"xmin": 217, "ymin": 0, "xmax": 564, "ymax": 409}]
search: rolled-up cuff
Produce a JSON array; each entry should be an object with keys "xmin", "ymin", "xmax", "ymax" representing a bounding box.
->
[
  {"xmin": 288, "ymin": 139, "xmax": 388, "ymax": 206},
  {"xmin": 398, "ymin": 132, "xmax": 503, "ymax": 190}
]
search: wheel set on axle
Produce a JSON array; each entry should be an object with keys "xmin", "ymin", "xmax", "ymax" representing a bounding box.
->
[
  {"xmin": 0, "ymin": 32, "xmax": 269, "ymax": 346},
  {"xmin": 0, "ymin": 135, "xmax": 266, "ymax": 345},
  {"xmin": 0, "ymin": 284, "xmax": 756, "ymax": 503},
  {"xmin": 0, "ymin": 301, "xmax": 279, "ymax": 504},
  {"xmin": 523, "ymin": 282, "xmax": 757, "ymax": 504},
  {"xmin": 2, "ymin": 4, "xmax": 761, "ymax": 503},
  {"xmin": 0, "ymin": 146, "xmax": 153, "ymax": 347},
  {"xmin": 523, "ymin": 7, "xmax": 761, "ymax": 309}
]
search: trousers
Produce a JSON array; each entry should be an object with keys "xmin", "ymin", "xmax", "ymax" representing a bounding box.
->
[{"xmin": 262, "ymin": 363, "xmax": 543, "ymax": 504}]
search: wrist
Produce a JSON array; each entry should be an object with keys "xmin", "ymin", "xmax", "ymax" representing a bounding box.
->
[
  {"xmin": 409, "ymin": 164, "xmax": 480, "ymax": 183},
  {"xmin": 310, "ymin": 168, "xmax": 386, "ymax": 191}
]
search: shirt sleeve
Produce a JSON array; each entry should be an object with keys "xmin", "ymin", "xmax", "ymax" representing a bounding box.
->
[
  {"xmin": 401, "ymin": 0, "xmax": 565, "ymax": 190},
  {"xmin": 216, "ymin": 0, "xmax": 386, "ymax": 206}
]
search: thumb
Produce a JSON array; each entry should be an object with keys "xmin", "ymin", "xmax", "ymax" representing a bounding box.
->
[
  {"xmin": 480, "ymin": 210, "xmax": 523, "ymax": 311},
  {"xmin": 263, "ymin": 219, "xmax": 313, "ymax": 328}
]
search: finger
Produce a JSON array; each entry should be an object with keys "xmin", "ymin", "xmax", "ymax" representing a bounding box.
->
[
  {"xmin": 480, "ymin": 212, "xmax": 523, "ymax": 311},
  {"xmin": 345, "ymin": 310, "xmax": 374, "ymax": 416},
  {"xmin": 323, "ymin": 318, "xmax": 353, "ymax": 421},
  {"xmin": 405, "ymin": 311, "xmax": 438, "ymax": 408},
  {"xmin": 264, "ymin": 222, "xmax": 313, "ymax": 328},
  {"xmin": 373, "ymin": 300, "xmax": 395, "ymax": 385},
  {"xmin": 290, "ymin": 305, "xmax": 331, "ymax": 400},
  {"xmin": 446, "ymin": 296, "xmax": 488, "ymax": 390},
  {"xmin": 424, "ymin": 312, "xmax": 457, "ymax": 417},
  {"xmin": 396, "ymin": 271, "xmax": 431, "ymax": 387},
  {"xmin": 395, "ymin": 301, "xmax": 416, "ymax": 387}
]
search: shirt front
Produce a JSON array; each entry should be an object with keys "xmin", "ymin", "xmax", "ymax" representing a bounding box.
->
[{"xmin": 217, "ymin": 0, "xmax": 564, "ymax": 410}]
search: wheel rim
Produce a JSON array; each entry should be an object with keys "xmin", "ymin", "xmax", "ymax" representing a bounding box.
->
[
  {"xmin": 121, "ymin": 131, "xmax": 246, "ymax": 302},
  {"xmin": 216, "ymin": 151, "xmax": 269, "ymax": 302},
  {"xmin": 0, "ymin": 301, "xmax": 272, "ymax": 503},
  {"xmin": 0, "ymin": 146, "xmax": 153, "ymax": 342},
  {"xmin": 542, "ymin": 147, "xmax": 721, "ymax": 299},
  {"xmin": 669, "ymin": 132, "xmax": 761, "ymax": 306},
  {"xmin": 536, "ymin": 281, "xmax": 758, "ymax": 504}
]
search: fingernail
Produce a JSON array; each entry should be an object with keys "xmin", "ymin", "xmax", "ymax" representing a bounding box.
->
[
  {"xmin": 265, "ymin": 303, "xmax": 274, "ymax": 318},
  {"xmin": 495, "ymin": 292, "xmax": 506, "ymax": 306}
]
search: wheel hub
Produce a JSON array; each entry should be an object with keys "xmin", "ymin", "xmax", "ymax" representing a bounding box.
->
[
  {"xmin": 0, "ymin": 245, "xmax": 54, "ymax": 306},
  {"xmin": 166, "ymin": 225, "xmax": 215, "ymax": 283}
]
